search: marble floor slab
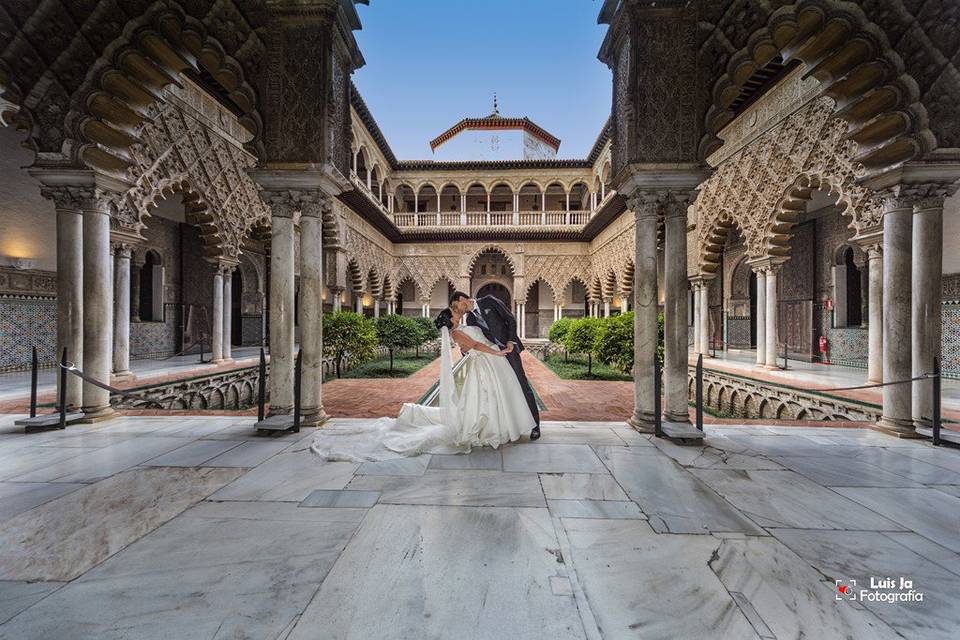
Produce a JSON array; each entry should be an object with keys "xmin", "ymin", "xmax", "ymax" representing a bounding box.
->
[
  {"xmin": 932, "ymin": 484, "xmax": 960, "ymax": 498},
  {"xmin": 141, "ymin": 439, "xmax": 244, "ymax": 467},
  {"xmin": 547, "ymin": 499, "xmax": 644, "ymax": 519},
  {"xmin": 428, "ymin": 448, "xmax": 502, "ymax": 470},
  {"xmin": 882, "ymin": 531, "xmax": 960, "ymax": 578},
  {"xmin": 0, "ymin": 446, "xmax": 99, "ymax": 481},
  {"xmin": 535, "ymin": 428, "xmax": 631, "ymax": 445},
  {"xmin": 772, "ymin": 455, "xmax": 926, "ymax": 487},
  {"xmin": 348, "ymin": 469, "xmax": 546, "ymax": 507},
  {"xmin": 886, "ymin": 445, "xmax": 960, "ymax": 474},
  {"xmin": 0, "ymin": 580, "xmax": 63, "ymax": 626},
  {"xmin": 652, "ymin": 438, "xmax": 785, "ymax": 470},
  {"xmin": 773, "ymin": 528, "xmax": 960, "ymax": 640},
  {"xmin": 539, "ymin": 472, "xmax": 629, "ymax": 501},
  {"xmin": 0, "ymin": 503, "xmax": 361, "ymax": 640},
  {"xmin": 561, "ymin": 518, "xmax": 759, "ymax": 639},
  {"xmin": 300, "ymin": 489, "xmax": 381, "ymax": 508},
  {"xmin": 0, "ymin": 481, "xmax": 86, "ymax": 521},
  {"xmin": 848, "ymin": 447, "xmax": 960, "ymax": 485},
  {"xmin": 357, "ymin": 455, "xmax": 431, "ymax": 476},
  {"xmin": 708, "ymin": 536, "xmax": 900, "ymax": 639},
  {"xmin": 287, "ymin": 504, "xmax": 586, "ymax": 640},
  {"xmin": 717, "ymin": 434, "xmax": 862, "ymax": 458},
  {"xmin": 692, "ymin": 469, "xmax": 906, "ymax": 531},
  {"xmin": 502, "ymin": 443, "xmax": 607, "ymax": 473},
  {"xmin": 833, "ymin": 487, "xmax": 960, "ymax": 552},
  {"xmin": 10, "ymin": 437, "xmax": 190, "ymax": 483},
  {"xmin": 0, "ymin": 466, "xmax": 242, "ymax": 581},
  {"xmin": 208, "ymin": 451, "xmax": 358, "ymax": 502},
  {"xmin": 597, "ymin": 447, "xmax": 764, "ymax": 534},
  {"xmin": 198, "ymin": 439, "xmax": 292, "ymax": 467}
]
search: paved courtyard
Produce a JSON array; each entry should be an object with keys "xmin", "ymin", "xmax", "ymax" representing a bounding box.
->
[{"xmin": 0, "ymin": 414, "xmax": 958, "ymax": 639}]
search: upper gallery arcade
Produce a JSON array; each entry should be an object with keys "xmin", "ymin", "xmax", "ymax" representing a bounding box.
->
[{"xmin": 0, "ymin": 0, "xmax": 958, "ymax": 437}]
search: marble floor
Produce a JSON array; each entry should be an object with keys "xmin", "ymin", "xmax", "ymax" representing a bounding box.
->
[{"xmin": 0, "ymin": 415, "xmax": 958, "ymax": 639}]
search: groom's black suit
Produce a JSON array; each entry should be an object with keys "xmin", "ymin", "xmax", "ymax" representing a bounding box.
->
[{"xmin": 466, "ymin": 295, "xmax": 540, "ymax": 427}]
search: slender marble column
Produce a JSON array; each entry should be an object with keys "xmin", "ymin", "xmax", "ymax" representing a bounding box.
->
[
  {"xmin": 764, "ymin": 265, "xmax": 780, "ymax": 369},
  {"xmin": 210, "ymin": 267, "xmax": 224, "ymax": 363},
  {"xmin": 629, "ymin": 192, "xmax": 661, "ymax": 431},
  {"xmin": 663, "ymin": 193, "xmax": 690, "ymax": 422},
  {"xmin": 520, "ymin": 303, "xmax": 526, "ymax": 339},
  {"xmin": 269, "ymin": 209, "xmax": 296, "ymax": 414},
  {"xmin": 222, "ymin": 268, "xmax": 233, "ymax": 361},
  {"xmin": 332, "ymin": 289, "xmax": 342, "ymax": 313},
  {"xmin": 621, "ymin": 296, "xmax": 630, "ymax": 315},
  {"xmin": 912, "ymin": 194, "xmax": 945, "ymax": 427},
  {"xmin": 604, "ymin": 300, "xmax": 611, "ymax": 317},
  {"xmin": 43, "ymin": 189, "xmax": 86, "ymax": 408},
  {"xmin": 754, "ymin": 268, "xmax": 766, "ymax": 366},
  {"xmin": 130, "ymin": 259, "xmax": 142, "ymax": 322},
  {"xmin": 691, "ymin": 283, "xmax": 702, "ymax": 354},
  {"xmin": 699, "ymin": 282, "xmax": 711, "ymax": 357},
  {"xmin": 865, "ymin": 244, "xmax": 883, "ymax": 383},
  {"xmin": 355, "ymin": 296, "xmax": 363, "ymax": 314},
  {"xmin": 112, "ymin": 243, "xmax": 133, "ymax": 378},
  {"xmin": 81, "ymin": 192, "xmax": 114, "ymax": 419},
  {"xmin": 300, "ymin": 196, "xmax": 327, "ymax": 426},
  {"xmin": 880, "ymin": 195, "xmax": 914, "ymax": 434}
]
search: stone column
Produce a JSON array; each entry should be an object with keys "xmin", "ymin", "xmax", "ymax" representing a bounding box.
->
[
  {"xmin": 210, "ymin": 267, "xmax": 224, "ymax": 363},
  {"xmin": 300, "ymin": 195, "xmax": 328, "ymax": 426},
  {"xmin": 80, "ymin": 191, "xmax": 116, "ymax": 420},
  {"xmin": 520, "ymin": 303, "xmax": 526, "ymax": 339},
  {"xmin": 754, "ymin": 267, "xmax": 766, "ymax": 366},
  {"xmin": 764, "ymin": 265, "xmax": 780, "ymax": 369},
  {"xmin": 331, "ymin": 289, "xmax": 342, "ymax": 313},
  {"xmin": 373, "ymin": 298, "xmax": 380, "ymax": 318},
  {"xmin": 691, "ymin": 282, "xmax": 702, "ymax": 354},
  {"xmin": 620, "ymin": 296, "xmax": 630, "ymax": 315},
  {"xmin": 355, "ymin": 295, "xmax": 363, "ymax": 314},
  {"xmin": 268, "ymin": 204, "xmax": 297, "ymax": 414},
  {"xmin": 663, "ymin": 192, "xmax": 690, "ymax": 423},
  {"xmin": 43, "ymin": 187, "xmax": 85, "ymax": 408},
  {"xmin": 222, "ymin": 267, "xmax": 233, "ymax": 362},
  {"xmin": 130, "ymin": 258, "xmax": 142, "ymax": 322},
  {"xmin": 861, "ymin": 241, "xmax": 883, "ymax": 383},
  {"xmin": 880, "ymin": 194, "xmax": 914, "ymax": 434},
  {"xmin": 912, "ymin": 193, "xmax": 946, "ymax": 427},
  {"xmin": 628, "ymin": 192, "xmax": 661, "ymax": 431},
  {"xmin": 699, "ymin": 280, "xmax": 711, "ymax": 356},
  {"xmin": 604, "ymin": 300, "xmax": 611, "ymax": 317},
  {"xmin": 112, "ymin": 242, "xmax": 133, "ymax": 379}
]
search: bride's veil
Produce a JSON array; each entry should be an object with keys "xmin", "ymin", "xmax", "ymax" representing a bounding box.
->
[{"xmin": 438, "ymin": 326, "xmax": 461, "ymax": 430}]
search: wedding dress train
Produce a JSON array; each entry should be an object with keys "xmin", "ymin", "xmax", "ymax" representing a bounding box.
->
[{"xmin": 311, "ymin": 325, "xmax": 535, "ymax": 462}]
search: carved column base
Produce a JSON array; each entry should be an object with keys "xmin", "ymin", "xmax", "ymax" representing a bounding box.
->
[
  {"xmin": 627, "ymin": 412, "xmax": 656, "ymax": 433},
  {"xmin": 300, "ymin": 408, "xmax": 330, "ymax": 428}
]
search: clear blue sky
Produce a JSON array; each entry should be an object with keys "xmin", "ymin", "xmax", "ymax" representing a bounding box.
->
[{"xmin": 353, "ymin": 0, "xmax": 611, "ymax": 160}]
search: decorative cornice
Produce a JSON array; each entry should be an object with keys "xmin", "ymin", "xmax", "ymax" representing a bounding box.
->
[{"xmin": 429, "ymin": 115, "xmax": 561, "ymax": 152}]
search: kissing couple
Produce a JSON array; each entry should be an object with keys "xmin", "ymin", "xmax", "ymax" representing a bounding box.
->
[{"xmin": 312, "ymin": 291, "xmax": 541, "ymax": 462}]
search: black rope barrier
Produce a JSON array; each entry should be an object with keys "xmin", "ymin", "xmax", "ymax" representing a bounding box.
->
[
  {"xmin": 695, "ymin": 353, "xmax": 704, "ymax": 432},
  {"xmin": 58, "ymin": 361, "xmax": 164, "ymax": 409},
  {"xmin": 811, "ymin": 372, "xmax": 937, "ymax": 393},
  {"xmin": 654, "ymin": 358, "xmax": 662, "ymax": 438}
]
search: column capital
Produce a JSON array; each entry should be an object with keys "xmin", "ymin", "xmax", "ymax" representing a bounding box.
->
[
  {"xmin": 626, "ymin": 190, "xmax": 663, "ymax": 220},
  {"xmin": 39, "ymin": 185, "xmax": 93, "ymax": 212},
  {"xmin": 110, "ymin": 241, "xmax": 134, "ymax": 259},
  {"xmin": 747, "ymin": 257, "xmax": 785, "ymax": 274}
]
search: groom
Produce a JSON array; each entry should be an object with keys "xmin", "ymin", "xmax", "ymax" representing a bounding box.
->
[{"xmin": 450, "ymin": 291, "xmax": 541, "ymax": 440}]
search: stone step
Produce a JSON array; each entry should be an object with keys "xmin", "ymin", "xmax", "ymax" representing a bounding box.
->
[
  {"xmin": 660, "ymin": 421, "xmax": 705, "ymax": 445},
  {"xmin": 915, "ymin": 425, "xmax": 960, "ymax": 446},
  {"xmin": 15, "ymin": 412, "xmax": 85, "ymax": 432}
]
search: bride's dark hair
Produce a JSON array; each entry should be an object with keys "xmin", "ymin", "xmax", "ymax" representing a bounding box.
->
[{"xmin": 435, "ymin": 308, "xmax": 454, "ymax": 331}]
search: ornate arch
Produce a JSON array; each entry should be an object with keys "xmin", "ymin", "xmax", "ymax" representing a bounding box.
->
[
  {"xmin": 523, "ymin": 254, "xmax": 591, "ymax": 305},
  {"xmin": 5, "ymin": 1, "xmax": 265, "ymax": 176},
  {"xmin": 694, "ymin": 95, "xmax": 884, "ymax": 272},
  {"xmin": 699, "ymin": 0, "xmax": 948, "ymax": 171},
  {"xmin": 466, "ymin": 244, "xmax": 517, "ymax": 276},
  {"xmin": 118, "ymin": 92, "xmax": 269, "ymax": 259},
  {"xmin": 521, "ymin": 276, "xmax": 557, "ymax": 304}
]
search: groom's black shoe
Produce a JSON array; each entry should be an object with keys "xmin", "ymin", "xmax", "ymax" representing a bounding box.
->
[{"xmin": 530, "ymin": 425, "xmax": 541, "ymax": 441}]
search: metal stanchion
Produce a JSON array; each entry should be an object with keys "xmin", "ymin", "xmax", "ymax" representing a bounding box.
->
[
  {"xmin": 58, "ymin": 348, "xmax": 68, "ymax": 429},
  {"xmin": 933, "ymin": 357, "xmax": 942, "ymax": 447},
  {"xmin": 198, "ymin": 332, "xmax": 207, "ymax": 364},
  {"xmin": 293, "ymin": 350, "xmax": 302, "ymax": 433},
  {"xmin": 257, "ymin": 347, "xmax": 266, "ymax": 423},
  {"xmin": 695, "ymin": 353, "xmax": 704, "ymax": 431},
  {"xmin": 654, "ymin": 358, "xmax": 662, "ymax": 438},
  {"xmin": 29, "ymin": 346, "xmax": 38, "ymax": 418}
]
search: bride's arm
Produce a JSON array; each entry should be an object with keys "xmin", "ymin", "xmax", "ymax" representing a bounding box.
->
[{"xmin": 452, "ymin": 329, "xmax": 512, "ymax": 356}]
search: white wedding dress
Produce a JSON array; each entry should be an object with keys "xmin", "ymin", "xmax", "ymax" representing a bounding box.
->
[{"xmin": 311, "ymin": 324, "xmax": 535, "ymax": 461}]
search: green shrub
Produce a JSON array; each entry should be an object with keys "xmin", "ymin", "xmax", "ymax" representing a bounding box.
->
[
  {"xmin": 375, "ymin": 314, "xmax": 420, "ymax": 371},
  {"xmin": 322, "ymin": 312, "xmax": 378, "ymax": 378},
  {"xmin": 411, "ymin": 316, "xmax": 440, "ymax": 357},
  {"xmin": 594, "ymin": 312, "xmax": 634, "ymax": 373},
  {"xmin": 563, "ymin": 317, "xmax": 602, "ymax": 376}
]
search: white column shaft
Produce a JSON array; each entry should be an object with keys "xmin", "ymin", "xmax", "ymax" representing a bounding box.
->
[
  {"xmin": 300, "ymin": 211, "xmax": 326, "ymax": 425},
  {"xmin": 755, "ymin": 270, "xmax": 766, "ymax": 365},
  {"xmin": 211, "ymin": 270, "xmax": 224, "ymax": 362},
  {"xmin": 270, "ymin": 216, "xmax": 296, "ymax": 413},
  {"xmin": 867, "ymin": 247, "xmax": 883, "ymax": 382},
  {"xmin": 81, "ymin": 201, "xmax": 113, "ymax": 418},
  {"xmin": 881, "ymin": 199, "xmax": 913, "ymax": 432},
  {"xmin": 56, "ymin": 207, "xmax": 84, "ymax": 408},
  {"xmin": 112, "ymin": 246, "xmax": 132, "ymax": 376},
  {"xmin": 765, "ymin": 268, "xmax": 779, "ymax": 368},
  {"xmin": 631, "ymin": 203, "xmax": 659, "ymax": 430},
  {"xmin": 912, "ymin": 200, "xmax": 944, "ymax": 426},
  {"xmin": 222, "ymin": 271, "xmax": 233, "ymax": 361}
]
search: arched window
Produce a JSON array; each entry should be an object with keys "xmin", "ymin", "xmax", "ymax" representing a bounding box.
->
[{"xmin": 139, "ymin": 250, "xmax": 164, "ymax": 322}]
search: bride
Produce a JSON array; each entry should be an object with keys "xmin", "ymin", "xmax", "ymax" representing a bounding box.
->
[{"xmin": 311, "ymin": 307, "xmax": 536, "ymax": 461}]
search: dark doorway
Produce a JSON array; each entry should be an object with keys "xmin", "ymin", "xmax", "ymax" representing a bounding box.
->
[
  {"xmin": 844, "ymin": 248, "xmax": 863, "ymax": 327},
  {"xmin": 476, "ymin": 282, "xmax": 511, "ymax": 308},
  {"xmin": 232, "ymin": 269, "xmax": 243, "ymax": 346},
  {"xmin": 749, "ymin": 271, "xmax": 757, "ymax": 347}
]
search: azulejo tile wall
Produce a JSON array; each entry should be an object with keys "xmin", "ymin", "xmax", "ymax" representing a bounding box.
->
[{"xmin": 0, "ymin": 296, "xmax": 57, "ymax": 370}]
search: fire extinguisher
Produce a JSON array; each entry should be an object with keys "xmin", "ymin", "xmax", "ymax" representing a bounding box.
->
[{"xmin": 819, "ymin": 335, "xmax": 829, "ymax": 364}]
